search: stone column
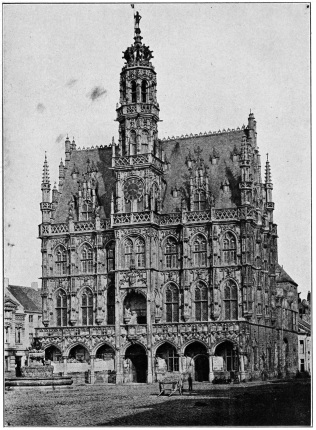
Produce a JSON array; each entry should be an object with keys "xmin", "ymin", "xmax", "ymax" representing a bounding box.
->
[
  {"xmin": 147, "ymin": 352, "xmax": 153, "ymax": 383},
  {"xmin": 178, "ymin": 353, "xmax": 184, "ymax": 374},
  {"xmin": 90, "ymin": 355, "xmax": 95, "ymax": 384},
  {"xmin": 208, "ymin": 354, "xmax": 214, "ymax": 382},
  {"xmin": 115, "ymin": 350, "xmax": 123, "ymax": 384},
  {"xmin": 62, "ymin": 356, "xmax": 68, "ymax": 376},
  {"xmin": 239, "ymin": 354, "xmax": 246, "ymax": 381}
]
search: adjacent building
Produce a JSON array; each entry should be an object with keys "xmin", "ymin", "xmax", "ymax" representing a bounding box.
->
[
  {"xmin": 298, "ymin": 292, "xmax": 311, "ymax": 374},
  {"xmin": 4, "ymin": 279, "xmax": 42, "ymax": 377},
  {"xmin": 36, "ymin": 13, "xmax": 299, "ymax": 384}
]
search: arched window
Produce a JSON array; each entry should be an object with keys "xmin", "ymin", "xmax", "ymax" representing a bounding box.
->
[
  {"xmin": 106, "ymin": 242, "xmax": 115, "ymax": 272},
  {"xmin": 131, "ymin": 80, "xmax": 137, "ymax": 103},
  {"xmin": 165, "ymin": 237, "xmax": 178, "ymax": 268},
  {"xmin": 135, "ymin": 238, "xmax": 145, "ymax": 268},
  {"xmin": 165, "ymin": 284, "xmax": 179, "ymax": 322},
  {"xmin": 107, "ymin": 284, "xmax": 115, "ymax": 325},
  {"xmin": 81, "ymin": 245, "xmax": 93, "ymax": 273},
  {"xmin": 55, "ymin": 246, "xmax": 67, "ymax": 275},
  {"xmin": 193, "ymin": 235, "xmax": 207, "ymax": 266},
  {"xmin": 130, "ymin": 130, "xmax": 137, "ymax": 156},
  {"xmin": 81, "ymin": 289, "xmax": 93, "ymax": 325},
  {"xmin": 195, "ymin": 282, "xmax": 208, "ymax": 321},
  {"xmin": 122, "ymin": 80, "xmax": 126, "ymax": 100},
  {"xmin": 193, "ymin": 190, "xmax": 206, "ymax": 211},
  {"xmin": 222, "ymin": 232, "xmax": 237, "ymax": 264},
  {"xmin": 125, "ymin": 239, "xmax": 133, "ymax": 268},
  {"xmin": 141, "ymin": 130, "xmax": 149, "ymax": 153},
  {"xmin": 82, "ymin": 201, "xmax": 93, "ymax": 221},
  {"xmin": 56, "ymin": 289, "xmax": 67, "ymax": 326},
  {"xmin": 121, "ymin": 129, "xmax": 126, "ymax": 156},
  {"xmin": 141, "ymin": 80, "xmax": 147, "ymax": 102},
  {"xmin": 223, "ymin": 280, "xmax": 238, "ymax": 320}
]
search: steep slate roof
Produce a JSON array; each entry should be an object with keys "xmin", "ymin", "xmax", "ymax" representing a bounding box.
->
[
  {"xmin": 54, "ymin": 147, "xmax": 115, "ymax": 223},
  {"xmin": 275, "ymin": 263, "xmax": 298, "ymax": 286},
  {"xmin": 8, "ymin": 285, "xmax": 42, "ymax": 313},
  {"xmin": 161, "ymin": 129, "xmax": 247, "ymax": 213}
]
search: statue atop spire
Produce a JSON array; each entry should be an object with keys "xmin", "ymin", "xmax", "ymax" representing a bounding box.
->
[
  {"xmin": 122, "ymin": 12, "xmax": 153, "ymax": 66},
  {"xmin": 134, "ymin": 11, "xmax": 142, "ymax": 38}
]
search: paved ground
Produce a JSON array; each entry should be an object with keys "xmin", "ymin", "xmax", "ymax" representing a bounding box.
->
[{"xmin": 4, "ymin": 380, "xmax": 311, "ymax": 426}]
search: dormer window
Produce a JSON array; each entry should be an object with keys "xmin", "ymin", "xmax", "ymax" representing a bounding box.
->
[
  {"xmin": 131, "ymin": 81, "xmax": 137, "ymax": 103},
  {"xmin": 193, "ymin": 190, "xmax": 206, "ymax": 211},
  {"xmin": 82, "ymin": 201, "xmax": 93, "ymax": 221}
]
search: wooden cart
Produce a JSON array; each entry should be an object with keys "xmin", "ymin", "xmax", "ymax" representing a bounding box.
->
[{"xmin": 158, "ymin": 373, "xmax": 184, "ymax": 397}]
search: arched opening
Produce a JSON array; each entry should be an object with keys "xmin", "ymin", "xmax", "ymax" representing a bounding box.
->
[
  {"xmin": 107, "ymin": 284, "xmax": 115, "ymax": 325},
  {"xmin": 123, "ymin": 291, "xmax": 146, "ymax": 324},
  {"xmin": 124, "ymin": 344, "xmax": 147, "ymax": 383},
  {"xmin": 155, "ymin": 343, "xmax": 179, "ymax": 374},
  {"xmin": 95, "ymin": 344, "xmax": 115, "ymax": 375},
  {"xmin": 184, "ymin": 342, "xmax": 209, "ymax": 381},
  {"xmin": 131, "ymin": 81, "xmax": 137, "ymax": 103},
  {"xmin": 141, "ymin": 80, "xmax": 147, "ymax": 102},
  {"xmin": 130, "ymin": 130, "xmax": 137, "ymax": 156},
  {"xmin": 45, "ymin": 345, "xmax": 62, "ymax": 362},
  {"xmin": 214, "ymin": 341, "xmax": 238, "ymax": 372},
  {"xmin": 69, "ymin": 345, "xmax": 90, "ymax": 363}
]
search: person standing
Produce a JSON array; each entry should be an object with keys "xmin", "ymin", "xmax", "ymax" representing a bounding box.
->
[{"xmin": 188, "ymin": 374, "xmax": 193, "ymax": 392}]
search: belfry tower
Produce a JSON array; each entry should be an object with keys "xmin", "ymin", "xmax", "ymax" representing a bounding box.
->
[{"xmin": 113, "ymin": 11, "xmax": 163, "ymax": 214}]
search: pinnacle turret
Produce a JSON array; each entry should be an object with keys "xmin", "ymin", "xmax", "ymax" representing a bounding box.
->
[
  {"xmin": 41, "ymin": 153, "xmax": 50, "ymax": 188},
  {"xmin": 265, "ymin": 154, "xmax": 272, "ymax": 184}
]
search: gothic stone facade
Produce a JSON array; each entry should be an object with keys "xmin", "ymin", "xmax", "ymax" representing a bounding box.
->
[{"xmin": 36, "ymin": 14, "xmax": 298, "ymax": 383}]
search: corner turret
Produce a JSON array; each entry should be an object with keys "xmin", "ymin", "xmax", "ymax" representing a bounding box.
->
[{"xmin": 40, "ymin": 153, "xmax": 52, "ymax": 223}]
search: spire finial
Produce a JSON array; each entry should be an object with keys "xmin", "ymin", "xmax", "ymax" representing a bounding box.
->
[
  {"xmin": 42, "ymin": 152, "xmax": 50, "ymax": 185},
  {"xmin": 266, "ymin": 153, "xmax": 269, "ymax": 161}
]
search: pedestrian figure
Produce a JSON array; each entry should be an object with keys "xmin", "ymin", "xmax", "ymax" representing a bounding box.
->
[{"xmin": 188, "ymin": 374, "xmax": 193, "ymax": 392}]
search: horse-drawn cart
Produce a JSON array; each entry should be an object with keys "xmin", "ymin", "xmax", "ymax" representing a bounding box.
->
[{"xmin": 158, "ymin": 373, "xmax": 185, "ymax": 397}]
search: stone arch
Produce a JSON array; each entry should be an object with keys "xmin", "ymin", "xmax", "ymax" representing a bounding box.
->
[
  {"xmin": 155, "ymin": 341, "xmax": 180, "ymax": 374},
  {"xmin": 183, "ymin": 340, "xmax": 209, "ymax": 382},
  {"xmin": 44, "ymin": 344, "xmax": 62, "ymax": 362},
  {"xmin": 152, "ymin": 339, "xmax": 179, "ymax": 356},
  {"xmin": 65, "ymin": 341, "xmax": 91, "ymax": 357},
  {"xmin": 211, "ymin": 338, "xmax": 238, "ymax": 355},
  {"xmin": 92, "ymin": 341, "xmax": 115, "ymax": 357},
  {"xmin": 121, "ymin": 340, "xmax": 148, "ymax": 356},
  {"xmin": 124, "ymin": 342, "xmax": 148, "ymax": 383},
  {"xmin": 181, "ymin": 338, "xmax": 209, "ymax": 355}
]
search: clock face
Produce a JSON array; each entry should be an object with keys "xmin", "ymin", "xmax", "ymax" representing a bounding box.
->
[{"xmin": 123, "ymin": 177, "xmax": 144, "ymax": 201}]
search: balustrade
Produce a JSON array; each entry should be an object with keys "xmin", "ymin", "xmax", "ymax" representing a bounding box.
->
[{"xmin": 35, "ymin": 325, "xmax": 115, "ymax": 339}]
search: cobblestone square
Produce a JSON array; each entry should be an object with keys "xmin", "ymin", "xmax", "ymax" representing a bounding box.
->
[{"xmin": 5, "ymin": 380, "xmax": 311, "ymax": 426}]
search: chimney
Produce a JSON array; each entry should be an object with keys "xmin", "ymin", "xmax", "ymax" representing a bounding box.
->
[{"xmin": 31, "ymin": 282, "xmax": 38, "ymax": 290}]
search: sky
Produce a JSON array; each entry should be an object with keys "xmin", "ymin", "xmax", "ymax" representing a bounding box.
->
[{"xmin": 3, "ymin": 3, "xmax": 311, "ymax": 297}]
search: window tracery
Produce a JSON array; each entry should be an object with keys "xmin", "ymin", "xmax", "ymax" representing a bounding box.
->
[
  {"xmin": 164, "ymin": 237, "xmax": 178, "ymax": 268},
  {"xmin": 194, "ymin": 282, "xmax": 208, "ymax": 321},
  {"xmin": 81, "ymin": 288, "xmax": 93, "ymax": 326},
  {"xmin": 165, "ymin": 284, "xmax": 179, "ymax": 322},
  {"xmin": 56, "ymin": 289, "xmax": 67, "ymax": 326},
  {"xmin": 222, "ymin": 232, "xmax": 237, "ymax": 264},
  {"xmin": 81, "ymin": 245, "xmax": 93, "ymax": 273},
  {"xmin": 55, "ymin": 246, "xmax": 67, "ymax": 275},
  {"xmin": 193, "ymin": 235, "xmax": 207, "ymax": 266},
  {"xmin": 223, "ymin": 280, "xmax": 238, "ymax": 320}
]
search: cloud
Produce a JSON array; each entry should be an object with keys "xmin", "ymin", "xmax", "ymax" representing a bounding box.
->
[
  {"xmin": 37, "ymin": 103, "xmax": 45, "ymax": 113},
  {"xmin": 56, "ymin": 134, "xmax": 65, "ymax": 143},
  {"xmin": 66, "ymin": 78, "xmax": 78, "ymax": 87},
  {"xmin": 88, "ymin": 86, "xmax": 107, "ymax": 101}
]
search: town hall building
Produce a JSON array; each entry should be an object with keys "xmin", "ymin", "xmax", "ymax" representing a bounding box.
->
[{"xmin": 36, "ymin": 13, "xmax": 298, "ymax": 384}]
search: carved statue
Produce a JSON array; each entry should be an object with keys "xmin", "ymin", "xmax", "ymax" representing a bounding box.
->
[
  {"xmin": 125, "ymin": 307, "xmax": 132, "ymax": 318},
  {"xmin": 129, "ymin": 310, "xmax": 138, "ymax": 325}
]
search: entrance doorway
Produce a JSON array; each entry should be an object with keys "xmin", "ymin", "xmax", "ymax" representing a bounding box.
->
[
  {"xmin": 184, "ymin": 342, "xmax": 209, "ymax": 381},
  {"xmin": 214, "ymin": 341, "xmax": 237, "ymax": 372},
  {"xmin": 125, "ymin": 344, "xmax": 147, "ymax": 383}
]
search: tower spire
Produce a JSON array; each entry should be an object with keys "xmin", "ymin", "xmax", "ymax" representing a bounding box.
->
[
  {"xmin": 265, "ymin": 154, "xmax": 272, "ymax": 184},
  {"xmin": 42, "ymin": 152, "xmax": 50, "ymax": 186}
]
